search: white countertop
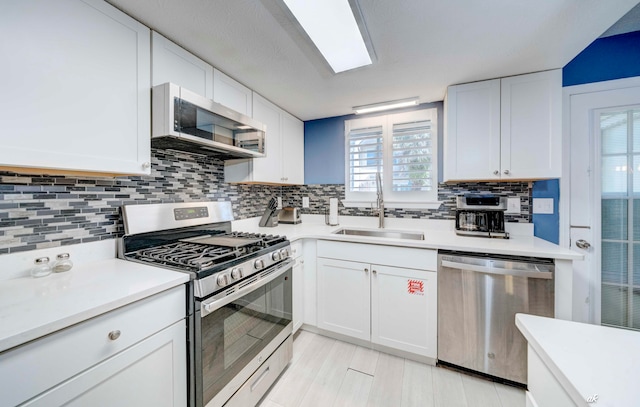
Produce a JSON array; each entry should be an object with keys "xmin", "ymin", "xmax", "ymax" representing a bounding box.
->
[
  {"xmin": 233, "ymin": 215, "xmax": 582, "ymax": 260},
  {"xmin": 516, "ymin": 314, "xmax": 640, "ymax": 407},
  {"xmin": 0, "ymin": 241, "xmax": 189, "ymax": 353}
]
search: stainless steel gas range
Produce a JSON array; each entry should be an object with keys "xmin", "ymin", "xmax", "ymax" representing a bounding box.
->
[{"xmin": 118, "ymin": 201, "xmax": 293, "ymax": 407}]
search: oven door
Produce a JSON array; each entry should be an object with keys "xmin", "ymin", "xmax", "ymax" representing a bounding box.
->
[{"xmin": 195, "ymin": 258, "xmax": 293, "ymax": 407}]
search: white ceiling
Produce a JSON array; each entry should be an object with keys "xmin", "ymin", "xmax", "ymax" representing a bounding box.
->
[{"xmin": 106, "ymin": 0, "xmax": 640, "ymax": 121}]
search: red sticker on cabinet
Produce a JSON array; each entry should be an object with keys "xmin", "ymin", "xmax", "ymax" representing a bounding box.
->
[{"xmin": 407, "ymin": 279, "xmax": 424, "ymax": 295}]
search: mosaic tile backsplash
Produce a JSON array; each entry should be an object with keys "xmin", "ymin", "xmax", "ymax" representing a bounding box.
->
[{"xmin": 0, "ymin": 149, "xmax": 531, "ymax": 254}]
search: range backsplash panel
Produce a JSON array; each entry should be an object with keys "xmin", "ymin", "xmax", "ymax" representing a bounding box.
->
[{"xmin": 0, "ymin": 149, "xmax": 531, "ymax": 254}]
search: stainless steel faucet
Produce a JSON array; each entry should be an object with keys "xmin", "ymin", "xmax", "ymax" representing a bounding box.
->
[{"xmin": 373, "ymin": 172, "xmax": 384, "ymax": 228}]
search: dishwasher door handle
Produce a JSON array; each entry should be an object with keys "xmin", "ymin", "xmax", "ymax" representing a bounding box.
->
[{"xmin": 440, "ymin": 260, "xmax": 553, "ymax": 279}]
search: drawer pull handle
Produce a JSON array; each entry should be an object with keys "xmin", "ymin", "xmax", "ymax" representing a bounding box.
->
[
  {"xmin": 108, "ymin": 330, "xmax": 121, "ymax": 341},
  {"xmin": 251, "ymin": 366, "xmax": 270, "ymax": 392}
]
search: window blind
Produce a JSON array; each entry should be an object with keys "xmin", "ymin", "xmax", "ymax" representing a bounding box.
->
[
  {"xmin": 391, "ymin": 120, "xmax": 432, "ymax": 192},
  {"xmin": 348, "ymin": 125, "xmax": 383, "ymax": 192}
]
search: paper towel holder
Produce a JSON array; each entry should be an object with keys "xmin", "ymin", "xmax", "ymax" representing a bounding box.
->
[{"xmin": 325, "ymin": 198, "xmax": 340, "ymax": 226}]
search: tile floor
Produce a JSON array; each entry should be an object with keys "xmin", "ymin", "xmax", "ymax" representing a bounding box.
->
[{"xmin": 260, "ymin": 330, "xmax": 525, "ymax": 407}]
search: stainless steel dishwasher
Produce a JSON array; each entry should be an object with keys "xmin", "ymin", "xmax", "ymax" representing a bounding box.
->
[{"xmin": 437, "ymin": 251, "xmax": 554, "ymax": 385}]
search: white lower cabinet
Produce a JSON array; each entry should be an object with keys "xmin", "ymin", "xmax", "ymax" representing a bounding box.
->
[
  {"xmin": 291, "ymin": 240, "xmax": 305, "ymax": 333},
  {"xmin": 1, "ymin": 286, "xmax": 187, "ymax": 407},
  {"xmin": 526, "ymin": 344, "xmax": 576, "ymax": 407},
  {"xmin": 317, "ymin": 258, "xmax": 371, "ymax": 341},
  {"xmin": 316, "ymin": 241, "xmax": 437, "ymax": 359},
  {"xmin": 371, "ymin": 265, "xmax": 437, "ymax": 356}
]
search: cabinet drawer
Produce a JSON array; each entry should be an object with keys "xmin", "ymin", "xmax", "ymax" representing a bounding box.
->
[
  {"xmin": 0, "ymin": 285, "xmax": 186, "ymax": 407},
  {"xmin": 317, "ymin": 240, "xmax": 437, "ymax": 270}
]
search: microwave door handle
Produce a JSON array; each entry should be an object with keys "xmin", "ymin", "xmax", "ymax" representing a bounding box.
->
[{"xmin": 201, "ymin": 258, "xmax": 293, "ymax": 317}]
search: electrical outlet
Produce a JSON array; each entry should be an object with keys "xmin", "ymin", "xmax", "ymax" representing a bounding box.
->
[
  {"xmin": 277, "ymin": 197, "xmax": 282, "ymax": 209},
  {"xmin": 506, "ymin": 197, "xmax": 521, "ymax": 214},
  {"xmin": 302, "ymin": 197, "xmax": 309, "ymax": 208},
  {"xmin": 533, "ymin": 198, "xmax": 554, "ymax": 214}
]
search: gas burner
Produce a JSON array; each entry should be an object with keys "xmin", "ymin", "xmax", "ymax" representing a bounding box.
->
[
  {"xmin": 128, "ymin": 232, "xmax": 288, "ymax": 274},
  {"xmin": 134, "ymin": 241, "xmax": 243, "ymax": 272}
]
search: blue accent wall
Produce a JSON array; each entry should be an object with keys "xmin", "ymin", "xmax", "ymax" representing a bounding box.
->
[
  {"xmin": 532, "ymin": 179, "xmax": 560, "ymax": 244},
  {"xmin": 304, "ymin": 114, "xmax": 355, "ymax": 184},
  {"xmin": 563, "ymin": 31, "xmax": 640, "ymax": 87}
]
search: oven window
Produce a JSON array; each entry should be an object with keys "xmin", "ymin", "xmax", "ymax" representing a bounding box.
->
[{"xmin": 200, "ymin": 268, "xmax": 292, "ymax": 404}]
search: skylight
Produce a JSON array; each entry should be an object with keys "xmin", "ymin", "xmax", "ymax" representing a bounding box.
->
[{"xmin": 283, "ymin": 0, "xmax": 372, "ymax": 73}]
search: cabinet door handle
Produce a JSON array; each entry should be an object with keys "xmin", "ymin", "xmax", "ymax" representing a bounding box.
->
[
  {"xmin": 364, "ymin": 268, "xmax": 369, "ymax": 273},
  {"xmin": 493, "ymin": 170, "xmax": 499, "ymax": 176},
  {"xmin": 142, "ymin": 162, "xmax": 150, "ymax": 169},
  {"xmin": 372, "ymin": 270, "xmax": 377, "ymax": 274},
  {"xmin": 108, "ymin": 330, "xmax": 121, "ymax": 341},
  {"xmin": 504, "ymin": 170, "xmax": 510, "ymax": 175}
]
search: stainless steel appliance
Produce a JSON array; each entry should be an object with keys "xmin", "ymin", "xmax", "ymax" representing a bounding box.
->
[
  {"xmin": 437, "ymin": 251, "xmax": 554, "ymax": 385},
  {"xmin": 118, "ymin": 201, "xmax": 293, "ymax": 407},
  {"xmin": 455, "ymin": 194, "xmax": 509, "ymax": 239},
  {"xmin": 152, "ymin": 83, "xmax": 267, "ymax": 158},
  {"xmin": 278, "ymin": 207, "xmax": 301, "ymax": 224}
]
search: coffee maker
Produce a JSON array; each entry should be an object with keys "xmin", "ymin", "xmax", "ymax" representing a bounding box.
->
[{"xmin": 455, "ymin": 194, "xmax": 509, "ymax": 239}]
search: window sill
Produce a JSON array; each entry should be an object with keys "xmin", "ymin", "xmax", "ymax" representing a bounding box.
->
[{"xmin": 342, "ymin": 200, "xmax": 443, "ymax": 210}]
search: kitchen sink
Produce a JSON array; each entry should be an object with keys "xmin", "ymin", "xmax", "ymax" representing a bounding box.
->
[{"xmin": 332, "ymin": 228, "xmax": 425, "ymax": 240}]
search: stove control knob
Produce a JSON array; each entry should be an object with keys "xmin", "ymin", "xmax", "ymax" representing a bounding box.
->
[
  {"xmin": 231, "ymin": 267, "xmax": 243, "ymax": 280},
  {"xmin": 279, "ymin": 248, "xmax": 289, "ymax": 258},
  {"xmin": 254, "ymin": 259, "xmax": 265, "ymax": 270},
  {"xmin": 271, "ymin": 251, "xmax": 281, "ymax": 261},
  {"xmin": 216, "ymin": 274, "xmax": 228, "ymax": 287}
]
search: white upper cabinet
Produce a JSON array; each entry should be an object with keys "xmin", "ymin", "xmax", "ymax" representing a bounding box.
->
[
  {"xmin": 281, "ymin": 110, "xmax": 305, "ymax": 185},
  {"xmin": 151, "ymin": 31, "xmax": 214, "ymax": 99},
  {"xmin": 500, "ymin": 70, "xmax": 562, "ymax": 179},
  {"xmin": 213, "ymin": 69, "xmax": 253, "ymax": 117},
  {"xmin": 0, "ymin": 0, "xmax": 151, "ymax": 176},
  {"xmin": 224, "ymin": 92, "xmax": 304, "ymax": 185},
  {"xmin": 444, "ymin": 69, "xmax": 562, "ymax": 181},
  {"xmin": 445, "ymin": 79, "xmax": 501, "ymax": 181}
]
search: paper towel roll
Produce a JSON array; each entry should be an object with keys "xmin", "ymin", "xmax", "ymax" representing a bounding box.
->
[{"xmin": 329, "ymin": 198, "xmax": 339, "ymax": 225}]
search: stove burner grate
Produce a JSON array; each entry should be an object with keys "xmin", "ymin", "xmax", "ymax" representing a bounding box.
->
[{"xmin": 135, "ymin": 242, "xmax": 243, "ymax": 271}]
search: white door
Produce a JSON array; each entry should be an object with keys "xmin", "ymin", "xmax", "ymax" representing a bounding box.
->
[
  {"xmin": 567, "ymin": 77, "xmax": 640, "ymax": 327},
  {"xmin": 371, "ymin": 265, "xmax": 437, "ymax": 358},
  {"xmin": 316, "ymin": 258, "xmax": 370, "ymax": 341}
]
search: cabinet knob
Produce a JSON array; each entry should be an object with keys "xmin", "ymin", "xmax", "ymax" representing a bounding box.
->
[
  {"xmin": 372, "ymin": 269, "xmax": 377, "ymax": 274},
  {"xmin": 503, "ymin": 170, "xmax": 510, "ymax": 175},
  {"xmin": 108, "ymin": 330, "xmax": 121, "ymax": 341},
  {"xmin": 142, "ymin": 162, "xmax": 151, "ymax": 169},
  {"xmin": 364, "ymin": 268, "xmax": 369, "ymax": 273},
  {"xmin": 493, "ymin": 170, "xmax": 499, "ymax": 176}
]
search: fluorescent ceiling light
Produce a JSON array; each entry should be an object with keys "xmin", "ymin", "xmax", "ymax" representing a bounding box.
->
[
  {"xmin": 353, "ymin": 97, "xmax": 420, "ymax": 114},
  {"xmin": 283, "ymin": 0, "xmax": 372, "ymax": 73}
]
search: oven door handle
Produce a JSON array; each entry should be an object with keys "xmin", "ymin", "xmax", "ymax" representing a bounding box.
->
[{"xmin": 201, "ymin": 258, "xmax": 293, "ymax": 317}]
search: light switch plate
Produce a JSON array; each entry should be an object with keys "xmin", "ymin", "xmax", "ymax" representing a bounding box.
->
[
  {"xmin": 277, "ymin": 197, "xmax": 282, "ymax": 209},
  {"xmin": 302, "ymin": 197, "xmax": 309, "ymax": 208},
  {"xmin": 506, "ymin": 197, "xmax": 521, "ymax": 214},
  {"xmin": 533, "ymin": 198, "xmax": 554, "ymax": 214}
]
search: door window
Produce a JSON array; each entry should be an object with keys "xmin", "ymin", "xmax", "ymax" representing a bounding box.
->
[{"xmin": 600, "ymin": 107, "xmax": 640, "ymax": 329}]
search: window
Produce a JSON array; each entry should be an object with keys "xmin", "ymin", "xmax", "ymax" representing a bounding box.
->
[{"xmin": 344, "ymin": 109, "xmax": 439, "ymax": 208}]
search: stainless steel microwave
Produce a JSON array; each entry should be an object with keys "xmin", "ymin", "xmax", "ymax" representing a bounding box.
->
[{"xmin": 151, "ymin": 83, "xmax": 266, "ymax": 159}]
